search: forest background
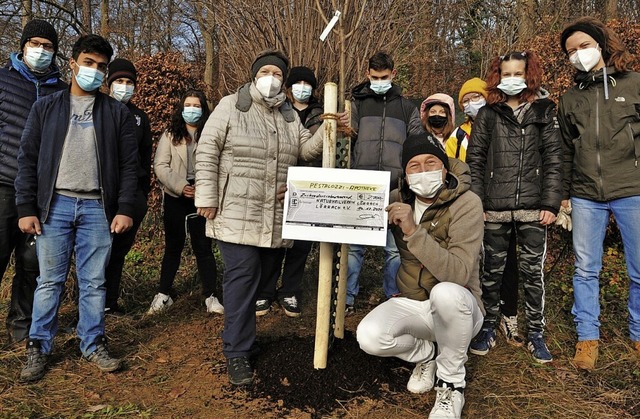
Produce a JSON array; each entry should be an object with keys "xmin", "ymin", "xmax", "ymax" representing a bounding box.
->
[{"xmin": 1, "ymin": 1, "xmax": 640, "ymax": 418}]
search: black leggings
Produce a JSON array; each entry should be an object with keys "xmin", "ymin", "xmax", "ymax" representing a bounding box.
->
[{"xmin": 158, "ymin": 194, "xmax": 217, "ymax": 297}]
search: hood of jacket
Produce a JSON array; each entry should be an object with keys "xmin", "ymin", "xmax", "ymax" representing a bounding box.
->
[{"xmin": 9, "ymin": 52, "xmax": 62, "ymax": 86}]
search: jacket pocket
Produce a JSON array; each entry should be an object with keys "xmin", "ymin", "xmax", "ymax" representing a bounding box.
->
[{"xmin": 218, "ymin": 173, "xmax": 229, "ymax": 214}]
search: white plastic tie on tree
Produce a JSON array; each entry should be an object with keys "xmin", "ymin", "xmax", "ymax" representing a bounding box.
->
[{"xmin": 319, "ymin": 11, "xmax": 341, "ymax": 41}]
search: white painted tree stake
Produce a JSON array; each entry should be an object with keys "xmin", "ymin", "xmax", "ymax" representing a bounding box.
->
[{"xmin": 314, "ymin": 82, "xmax": 338, "ymax": 369}]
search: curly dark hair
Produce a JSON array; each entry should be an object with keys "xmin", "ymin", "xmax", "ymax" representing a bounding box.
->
[{"xmin": 168, "ymin": 89, "xmax": 210, "ymax": 146}]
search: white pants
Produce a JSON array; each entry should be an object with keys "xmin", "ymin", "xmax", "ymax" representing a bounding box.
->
[{"xmin": 356, "ymin": 282, "xmax": 483, "ymax": 387}]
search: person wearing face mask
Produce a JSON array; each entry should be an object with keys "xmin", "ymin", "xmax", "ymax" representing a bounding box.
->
[
  {"xmin": 448, "ymin": 78, "xmax": 524, "ymax": 348},
  {"xmin": 420, "ymin": 93, "xmax": 455, "ymax": 148},
  {"xmin": 15, "ymin": 34, "xmax": 138, "ymax": 381},
  {"xmin": 558, "ymin": 17, "xmax": 640, "ymax": 370},
  {"xmin": 195, "ymin": 50, "xmax": 332, "ymax": 386},
  {"xmin": 338, "ymin": 51, "xmax": 424, "ymax": 315},
  {"xmin": 466, "ymin": 51, "xmax": 562, "ymax": 364},
  {"xmin": 0, "ymin": 19, "xmax": 66, "ymax": 348},
  {"xmin": 148, "ymin": 90, "xmax": 223, "ymax": 316},
  {"xmin": 104, "ymin": 58, "xmax": 153, "ymax": 316},
  {"xmin": 357, "ymin": 133, "xmax": 484, "ymax": 419},
  {"xmin": 445, "ymin": 78, "xmax": 487, "ymax": 161},
  {"xmin": 254, "ymin": 66, "xmax": 324, "ymax": 318}
]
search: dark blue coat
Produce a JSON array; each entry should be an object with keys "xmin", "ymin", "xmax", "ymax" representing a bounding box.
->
[
  {"xmin": 15, "ymin": 89, "xmax": 138, "ymax": 222},
  {"xmin": 0, "ymin": 54, "xmax": 67, "ymax": 188}
]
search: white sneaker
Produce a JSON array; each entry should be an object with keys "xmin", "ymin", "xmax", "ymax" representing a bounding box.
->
[
  {"xmin": 407, "ymin": 359, "xmax": 436, "ymax": 394},
  {"xmin": 205, "ymin": 295, "xmax": 224, "ymax": 314},
  {"xmin": 148, "ymin": 292, "xmax": 173, "ymax": 314},
  {"xmin": 428, "ymin": 382, "xmax": 465, "ymax": 419}
]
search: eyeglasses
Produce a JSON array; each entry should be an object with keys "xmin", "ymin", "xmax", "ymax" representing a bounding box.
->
[
  {"xmin": 462, "ymin": 93, "xmax": 484, "ymax": 106},
  {"xmin": 28, "ymin": 39, "xmax": 55, "ymax": 52}
]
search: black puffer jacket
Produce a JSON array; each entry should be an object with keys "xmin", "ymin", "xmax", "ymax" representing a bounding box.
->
[
  {"xmin": 350, "ymin": 82, "xmax": 424, "ymax": 189},
  {"xmin": 466, "ymin": 97, "xmax": 563, "ymax": 214},
  {"xmin": 0, "ymin": 54, "xmax": 67, "ymax": 188}
]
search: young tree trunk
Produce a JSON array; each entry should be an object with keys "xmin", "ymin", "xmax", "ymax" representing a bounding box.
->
[
  {"xmin": 21, "ymin": 0, "xmax": 33, "ymax": 28},
  {"xmin": 606, "ymin": 0, "xmax": 618, "ymax": 20},
  {"xmin": 100, "ymin": 0, "xmax": 110, "ymax": 38},
  {"xmin": 82, "ymin": 0, "xmax": 92, "ymax": 34}
]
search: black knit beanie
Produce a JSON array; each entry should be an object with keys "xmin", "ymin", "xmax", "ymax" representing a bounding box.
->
[
  {"xmin": 402, "ymin": 133, "xmax": 450, "ymax": 172},
  {"xmin": 286, "ymin": 66, "xmax": 317, "ymax": 89},
  {"xmin": 560, "ymin": 22, "xmax": 607, "ymax": 57},
  {"xmin": 107, "ymin": 58, "xmax": 137, "ymax": 86},
  {"xmin": 20, "ymin": 19, "xmax": 59, "ymax": 53},
  {"xmin": 251, "ymin": 50, "xmax": 289, "ymax": 79}
]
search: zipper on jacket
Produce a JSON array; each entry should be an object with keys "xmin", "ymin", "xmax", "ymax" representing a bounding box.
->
[
  {"xmin": 378, "ymin": 96, "xmax": 387, "ymax": 170},
  {"xmin": 628, "ymin": 123, "xmax": 639, "ymax": 167},
  {"xmin": 35, "ymin": 81, "xmax": 41, "ymax": 100},
  {"xmin": 43, "ymin": 114, "xmax": 70, "ymax": 223},
  {"xmin": 514, "ymin": 127, "xmax": 526, "ymax": 206},
  {"xmin": 595, "ymin": 88, "xmax": 605, "ymax": 200}
]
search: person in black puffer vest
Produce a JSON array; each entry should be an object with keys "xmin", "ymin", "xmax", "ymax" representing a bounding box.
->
[
  {"xmin": 338, "ymin": 52, "xmax": 425, "ymax": 314},
  {"xmin": 466, "ymin": 50, "xmax": 562, "ymax": 364},
  {"xmin": 0, "ymin": 19, "xmax": 67, "ymax": 346}
]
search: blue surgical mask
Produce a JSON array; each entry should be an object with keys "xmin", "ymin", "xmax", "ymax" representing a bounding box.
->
[
  {"xmin": 24, "ymin": 47, "xmax": 53, "ymax": 72},
  {"xmin": 370, "ymin": 79, "xmax": 392, "ymax": 95},
  {"xmin": 74, "ymin": 64, "xmax": 105, "ymax": 92},
  {"xmin": 182, "ymin": 106, "xmax": 202, "ymax": 124},
  {"xmin": 291, "ymin": 83, "xmax": 312, "ymax": 103},
  {"xmin": 463, "ymin": 98, "xmax": 486, "ymax": 119},
  {"xmin": 497, "ymin": 77, "xmax": 527, "ymax": 96},
  {"xmin": 111, "ymin": 83, "xmax": 135, "ymax": 103}
]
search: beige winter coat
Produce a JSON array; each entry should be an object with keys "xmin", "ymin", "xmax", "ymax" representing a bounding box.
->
[
  {"xmin": 154, "ymin": 131, "xmax": 194, "ymax": 198},
  {"xmin": 195, "ymin": 83, "xmax": 324, "ymax": 248}
]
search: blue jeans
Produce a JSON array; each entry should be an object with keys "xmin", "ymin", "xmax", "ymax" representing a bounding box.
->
[
  {"xmin": 347, "ymin": 228, "xmax": 400, "ymax": 305},
  {"xmin": 571, "ymin": 196, "xmax": 640, "ymax": 342},
  {"xmin": 29, "ymin": 194, "xmax": 112, "ymax": 356}
]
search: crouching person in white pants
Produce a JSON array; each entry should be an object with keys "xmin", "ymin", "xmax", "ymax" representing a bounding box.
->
[{"xmin": 357, "ymin": 133, "xmax": 485, "ymax": 419}]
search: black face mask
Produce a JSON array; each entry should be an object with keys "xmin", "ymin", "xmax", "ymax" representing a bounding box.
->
[{"xmin": 428, "ymin": 115, "xmax": 448, "ymax": 128}]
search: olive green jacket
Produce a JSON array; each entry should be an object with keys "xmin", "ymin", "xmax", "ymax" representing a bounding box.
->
[
  {"xmin": 558, "ymin": 68, "xmax": 640, "ymax": 201},
  {"xmin": 391, "ymin": 158, "xmax": 485, "ymax": 315}
]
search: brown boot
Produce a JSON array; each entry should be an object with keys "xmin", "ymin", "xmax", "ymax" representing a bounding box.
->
[
  {"xmin": 633, "ymin": 341, "xmax": 640, "ymax": 356},
  {"xmin": 573, "ymin": 340, "xmax": 599, "ymax": 370}
]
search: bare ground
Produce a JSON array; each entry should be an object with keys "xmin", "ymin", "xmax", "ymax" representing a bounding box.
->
[{"xmin": 1, "ymin": 234, "xmax": 640, "ymax": 418}]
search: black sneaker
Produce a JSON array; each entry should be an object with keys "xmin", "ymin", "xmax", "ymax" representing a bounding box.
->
[
  {"xmin": 227, "ymin": 356, "xmax": 253, "ymax": 386},
  {"xmin": 84, "ymin": 336, "xmax": 122, "ymax": 372},
  {"xmin": 255, "ymin": 299, "xmax": 271, "ymax": 316},
  {"xmin": 20, "ymin": 340, "xmax": 49, "ymax": 382},
  {"xmin": 279, "ymin": 296, "xmax": 301, "ymax": 317}
]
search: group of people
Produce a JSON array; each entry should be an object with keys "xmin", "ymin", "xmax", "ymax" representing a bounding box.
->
[{"xmin": 1, "ymin": 14, "xmax": 639, "ymax": 419}]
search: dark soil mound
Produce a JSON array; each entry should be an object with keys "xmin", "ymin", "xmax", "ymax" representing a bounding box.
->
[{"xmin": 252, "ymin": 331, "xmax": 408, "ymax": 415}]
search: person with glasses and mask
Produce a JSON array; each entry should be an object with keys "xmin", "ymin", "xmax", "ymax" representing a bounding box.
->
[
  {"xmin": 148, "ymin": 89, "xmax": 223, "ymax": 316},
  {"xmin": 558, "ymin": 17, "xmax": 640, "ymax": 370},
  {"xmin": 357, "ymin": 133, "xmax": 485, "ymax": 419},
  {"xmin": 466, "ymin": 51, "xmax": 562, "ymax": 364},
  {"xmin": 254, "ymin": 66, "xmax": 324, "ymax": 318},
  {"xmin": 445, "ymin": 78, "xmax": 487, "ymax": 161},
  {"xmin": 0, "ymin": 19, "xmax": 66, "ymax": 348},
  {"xmin": 15, "ymin": 34, "xmax": 138, "ymax": 381}
]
